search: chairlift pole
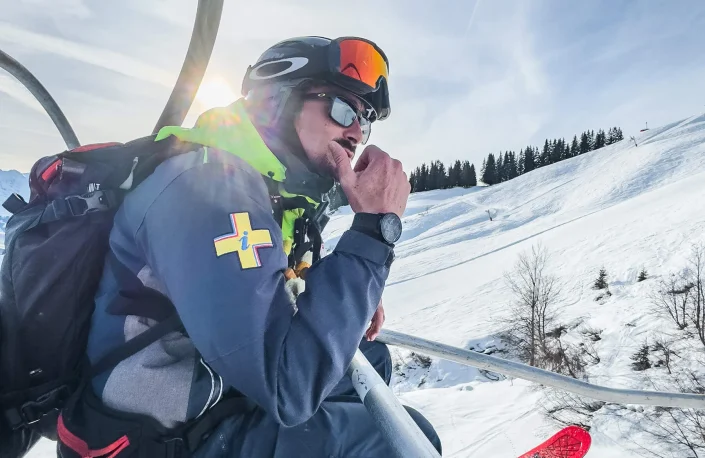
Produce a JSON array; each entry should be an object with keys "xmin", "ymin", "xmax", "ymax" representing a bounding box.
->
[
  {"xmin": 152, "ymin": 0, "xmax": 224, "ymax": 133},
  {"xmin": 347, "ymin": 349, "xmax": 442, "ymax": 458},
  {"xmin": 376, "ymin": 329, "xmax": 705, "ymax": 409},
  {"xmin": 0, "ymin": 49, "xmax": 80, "ymax": 149},
  {"xmin": 1, "ymin": 0, "xmax": 223, "ymax": 150}
]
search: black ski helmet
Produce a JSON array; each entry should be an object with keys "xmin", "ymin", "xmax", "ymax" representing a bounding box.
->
[{"xmin": 241, "ymin": 36, "xmax": 391, "ymax": 128}]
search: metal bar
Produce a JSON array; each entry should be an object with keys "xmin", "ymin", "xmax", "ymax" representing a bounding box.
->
[
  {"xmin": 0, "ymin": 48, "xmax": 80, "ymax": 149},
  {"xmin": 377, "ymin": 329, "xmax": 705, "ymax": 409},
  {"xmin": 152, "ymin": 0, "xmax": 224, "ymax": 133},
  {"xmin": 347, "ymin": 349, "xmax": 441, "ymax": 458}
]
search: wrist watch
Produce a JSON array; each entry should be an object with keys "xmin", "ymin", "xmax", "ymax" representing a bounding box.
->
[{"xmin": 351, "ymin": 213, "xmax": 403, "ymax": 246}]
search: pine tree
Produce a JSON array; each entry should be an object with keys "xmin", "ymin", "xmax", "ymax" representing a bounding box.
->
[
  {"xmin": 606, "ymin": 128, "xmax": 615, "ymax": 145},
  {"xmin": 504, "ymin": 152, "xmax": 512, "ymax": 181},
  {"xmin": 518, "ymin": 149, "xmax": 525, "ymax": 175},
  {"xmin": 593, "ymin": 267, "xmax": 609, "ymax": 290},
  {"xmin": 579, "ymin": 132, "xmax": 590, "ymax": 155},
  {"xmin": 541, "ymin": 139, "xmax": 551, "ymax": 166},
  {"xmin": 594, "ymin": 129, "xmax": 606, "ymax": 149},
  {"xmin": 448, "ymin": 160, "xmax": 462, "ymax": 188},
  {"xmin": 496, "ymin": 153, "xmax": 505, "ymax": 183},
  {"xmin": 460, "ymin": 161, "xmax": 477, "ymax": 187},
  {"xmin": 459, "ymin": 161, "xmax": 471, "ymax": 187},
  {"xmin": 507, "ymin": 151, "xmax": 518, "ymax": 179},
  {"xmin": 409, "ymin": 169, "xmax": 417, "ymax": 192},
  {"xmin": 428, "ymin": 161, "xmax": 439, "ymax": 190},
  {"xmin": 631, "ymin": 343, "xmax": 651, "ymax": 371},
  {"xmin": 416, "ymin": 162, "xmax": 428, "ymax": 192},
  {"xmin": 570, "ymin": 135, "xmax": 579, "ymax": 157},
  {"xmin": 482, "ymin": 153, "xmax": 497, "ymax": 185},
  {"xmin": 549, "ymin": 139, "xmax": 560, "ymax": 164},
  {"xmin": 614, "ymin": 127, "xmax": 624, "ymax": 142},
  {"xmin": 524, "ymin": 146, "xmax": 536, "ymax": 173},
  {"xmin": 435, "ymin": 160, "xmax": 447, "ymax": 190},
  {"xmin": 587, "ymin": 130, "xmax": 595, "ymax": 151},
  {"xmin": 456, "ymin": 160, "xmax": 463, "ymax": 186},
  {"xmin": 555, "ymin": 138, "xmax": 566, "ymax": 161},
  {"xmin": 638, "ymin": 268, "xmax": 648, "ymax": 282}
]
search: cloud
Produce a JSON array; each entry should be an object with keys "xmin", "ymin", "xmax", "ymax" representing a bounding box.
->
[
  {"xmin": 372, "ymin": 1, "xmax": 552, "ymax": 171},
  {"xmin": 1, "ymin": 0, "xmax": 705, "ymax": 176},
  {"xmin": 0, "ymin": 22, "xmax": 174, "ymax": 87},
  {"xmin": 20, "ymin": 0, "xmax": 91, "ymax": 19},
  {"xmin": 0, "ymin": 74, "xmax": 46, "ymax": 114}
]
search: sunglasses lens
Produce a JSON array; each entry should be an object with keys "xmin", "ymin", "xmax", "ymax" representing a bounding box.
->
[
  {"xmin": 330, "ymin": 97, "xmax": 357, "ymax": 127},
  {"xmin": 359, "ymin": 117, "xmax": 370, "ymax": 144},
  {"xmin": 330, "ymin": 97, "xmax": 371, "ymax": 143}
]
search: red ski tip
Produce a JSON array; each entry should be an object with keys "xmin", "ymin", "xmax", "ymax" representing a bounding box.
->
[{"xmin": 517, "ymin": 425, "xmax": 592, "ymax": 458}]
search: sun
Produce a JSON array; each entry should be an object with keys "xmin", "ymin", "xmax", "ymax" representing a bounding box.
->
[{"xmin": 195, "ymin": 76, "xmax": 238, "ymax": 109}]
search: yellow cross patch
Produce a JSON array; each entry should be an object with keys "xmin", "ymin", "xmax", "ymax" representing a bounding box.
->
[{"xmin": 214, "ymin": 212, "xmax": 273, "ymax": 269}]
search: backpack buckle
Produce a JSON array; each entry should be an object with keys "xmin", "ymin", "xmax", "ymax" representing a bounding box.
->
[
  {"xmin": 4, "ymin": 385, "xmax": 71, "ymax": 429},
  {"xmin": 64, "ymin": 190, "xmax": 112, "ymax": 216}
]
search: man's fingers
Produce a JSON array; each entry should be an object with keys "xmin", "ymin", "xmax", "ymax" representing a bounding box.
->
[
  {"xmin": 353, "ymin": 145, "xmax": 378, "ymax": 173},
  {"xmin": 329, "ymin": 141, "xmax": 353, "ymax": 185},
  {"xmin": 366, "ymin": 304, "xmax": 385, "ymax": 341}
]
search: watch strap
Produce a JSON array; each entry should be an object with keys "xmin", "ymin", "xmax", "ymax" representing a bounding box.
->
[{"xmin": 351, "ymin": 213, "xmax": 383, "ymax": 241}]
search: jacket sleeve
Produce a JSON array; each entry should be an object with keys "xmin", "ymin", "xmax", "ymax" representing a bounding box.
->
[{"xmin": 134, "ymin": 160, "xmax": 391, "ymax": 426}]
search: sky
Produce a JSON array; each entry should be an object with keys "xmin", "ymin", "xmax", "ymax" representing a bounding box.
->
[{"xmin": 1, "ymin": 0, "xmax": 705, "ymax": 174}]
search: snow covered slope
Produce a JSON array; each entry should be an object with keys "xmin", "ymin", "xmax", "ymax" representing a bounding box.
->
[
  {"xmin": 322, "ymin": 113, "xmax": 705, "ymax": 457},
  {"xmin": 19, "ymin": 112, "xmax": 705, "ymax": 457}
]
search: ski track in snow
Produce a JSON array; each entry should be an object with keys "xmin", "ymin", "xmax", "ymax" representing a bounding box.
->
[{"xmin": 14, "ymin": 112, "xmax": 705, "ymax": 457}]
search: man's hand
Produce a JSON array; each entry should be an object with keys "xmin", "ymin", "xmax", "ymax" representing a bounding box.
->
[
  {"xmin": 330, "ymin": 142, "xmax": 410, "ymax": 217},
  {"xmin": 365, "ymin": 300, "xmax": 385, "ymax": 341}
]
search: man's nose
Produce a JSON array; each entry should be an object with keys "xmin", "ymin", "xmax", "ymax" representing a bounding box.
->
[{"xmin": 343, "ymin": 118, "xmax": 362, "ymax": 146}]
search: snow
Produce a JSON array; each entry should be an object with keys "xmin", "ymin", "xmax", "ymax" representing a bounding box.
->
[
  {"xmin": 323, "ymin": 113, "xmax": 705, "ymax": 457},
  {"xmin": 15, "ymin": 111, "xmax": 705, "ymax": 457}
]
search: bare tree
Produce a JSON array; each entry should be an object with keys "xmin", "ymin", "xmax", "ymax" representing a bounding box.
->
[
  {"xmin": 635, "ymin": 372, "xmax": 705, "ymax": 458},
  {"xmin": 651, "ymin": 336, "xmax": 679, "ymax": 375},
  {"xmin": 580, "ymin": 341, "xmax": 601, "ymax": 365},
  {"xmin": 503, "ymin": 243, "xmax": 562, "ymax": 367},
  {"xmin": 652, "ymin": 243, "xmax": 705, "ymax": 346},
  {"xmin": 650, "ymin": 272, "xmax": 692, "ymax": 330},
  {"xmin": 542, "ymin": 388, "xmax": 605, "ymax": 430},
  {"xmin": 686, "ymin": 244, "xmax": 705, "ymax": 347}
]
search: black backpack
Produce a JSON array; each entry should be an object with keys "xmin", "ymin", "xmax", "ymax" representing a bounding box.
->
[
  {"xmin": 0, "ymin": 134, "xmax": 192, "ymax": 448},
  {"xmin": 0, "ymin": 133, "xmax": 326, "ymax": 458}
]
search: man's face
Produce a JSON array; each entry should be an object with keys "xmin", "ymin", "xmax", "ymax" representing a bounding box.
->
[{"xmin": 294, "ymin": 84, "xmax": 366, "ymax": 179}]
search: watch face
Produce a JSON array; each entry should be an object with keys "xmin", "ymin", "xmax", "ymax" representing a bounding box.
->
[{"xmin": 380, "ymin": 214, "xmax": 402, "ymax": 243}]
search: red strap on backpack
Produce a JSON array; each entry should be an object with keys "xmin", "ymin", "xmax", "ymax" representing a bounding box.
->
[
  {"xmin": 57, "ymin": 413, "xmax": 130, "ymax": 458},
  {"xmin": 39, "ymin": 142, "xmax": 123, "ymax": 183}
]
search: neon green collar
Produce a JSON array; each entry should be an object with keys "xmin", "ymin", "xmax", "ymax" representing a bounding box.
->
[{"xmin": 155, "ymin": 99, "xmax": 287, "ymax": 182}]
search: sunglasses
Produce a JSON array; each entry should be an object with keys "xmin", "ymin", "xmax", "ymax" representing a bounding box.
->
[{"xmin": 304, "ymin": 92, "xmax": 372, "ymax": 144}]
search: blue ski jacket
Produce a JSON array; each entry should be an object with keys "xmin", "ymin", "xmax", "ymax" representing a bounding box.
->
[{"xmin": 85, "ymin": 100, "xmax": 392, "ymax": 435}]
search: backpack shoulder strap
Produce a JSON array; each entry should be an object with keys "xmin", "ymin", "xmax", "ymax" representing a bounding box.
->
[{"xmin": 88, "ymin": 313, "xmax": 184, "ymax": 379}]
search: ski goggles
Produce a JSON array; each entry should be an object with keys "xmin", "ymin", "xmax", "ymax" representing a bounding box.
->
[
  {"xmin": 335, "ymin": 38, "xmax": 389, "ymax": 93},
  {"xmin": 304, "ymin": 92, "xmax": 372, "ymax": 143},
  {"xmin": 328, "ymin": 37, "xmax": 390, "ymax": 121}
]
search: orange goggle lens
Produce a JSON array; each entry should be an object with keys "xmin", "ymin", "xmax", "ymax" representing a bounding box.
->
[{"xmin": 338, "ymin": 39, "xmax": 389, "ymax": 89}]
